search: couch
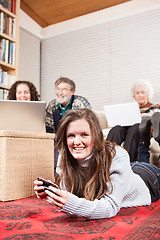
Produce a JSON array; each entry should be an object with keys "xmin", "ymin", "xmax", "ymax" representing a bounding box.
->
[{"xmin": 94, "ymin": 110, "xmax": 160, "ymax": 167}]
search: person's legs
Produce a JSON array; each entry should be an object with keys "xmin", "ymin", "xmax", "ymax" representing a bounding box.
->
[
  {"xmin": 123, "ymin": 123, "xmax": 139, "ymax": 162},
  {"xmin": 151, "ymin": 112, "xmax": 160, "ymax": 166},
  {"xmin": 131, "ymin": 162, "xmax": 160, "ymax": 202},
  {"xmin": 138, "ymin": 117, "xmax": 152, "ymax": 163},
  {"xmin": 106, "ymin": 125, "xmax": 127, "ymax": 145},
  {"xmin": 107, "ymin": 125, "xmax": 139, "ymax": 162},
  {"xmin": 137, "ymin": 144, "xmax": 150, "ymax": 163},
  {"xmin": 151, "ymin": 112, "xmax": 160, "ymax": 144}
]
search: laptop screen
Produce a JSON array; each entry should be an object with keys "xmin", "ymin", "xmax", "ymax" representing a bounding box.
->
[
  {"xmin": 103, "ymin": 102, "xmax": 141, "ymax": 128},
  {"xmin": 0, "ymin": 100, "xmax": 46, "ymax": 132}
]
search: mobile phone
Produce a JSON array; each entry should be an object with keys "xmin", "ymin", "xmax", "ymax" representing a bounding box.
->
[
  {"xmin": 37, "ymin": 177, "xmax": 59, "ymax": 193},
  {"xmin": 37, "ymin": 177, "xmax": 59, "ymax": 188}
]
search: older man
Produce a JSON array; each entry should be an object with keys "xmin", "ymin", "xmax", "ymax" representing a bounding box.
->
[
  {"xmin": 46, "ymin": 76, "xmax": 92, "ymax": 133},
  {"xmin": 46, "ymin": 77, "xmax": 92, "ymax": 170}
]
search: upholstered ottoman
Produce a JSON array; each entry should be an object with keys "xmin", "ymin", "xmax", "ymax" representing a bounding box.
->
[{"xmin": 0, "ymin": 130, "xmax": 55, "ymax": 201}]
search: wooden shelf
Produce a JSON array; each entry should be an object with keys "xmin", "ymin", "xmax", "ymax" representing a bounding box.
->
[
  {"xmin": 0, "ymin": 61, "xmax": 15, "ymax": 70},
  {"xmin": 0, "ymin": 32, "xmax": 16, "ymax": 42},
  {"xmin": 0, "ymin": 5, "xmax": 16, "ymax": 18},
  {"xmin": 0, "ymin": 0, "xmax": 20, "ymax": 97},
  {"xmin": 0, "ymin": 83, "xmax": 10, "ymax": 90}
]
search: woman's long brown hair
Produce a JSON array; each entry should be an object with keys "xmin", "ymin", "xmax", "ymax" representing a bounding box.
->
[{"xmin": 56, "ymin": 109, "xmax": 116, "ymax": 201}]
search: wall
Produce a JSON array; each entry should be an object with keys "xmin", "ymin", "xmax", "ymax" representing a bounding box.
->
[
  {"xmin": 18, "ymin": 28, "xmax": 41, "ymax": 93},
  {"xmin": 19, "ymin": 0, "xmax": 160, "ymax": 109}
]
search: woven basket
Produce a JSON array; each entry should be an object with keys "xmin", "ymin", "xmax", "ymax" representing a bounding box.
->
[{"xmin": 0, "ymin": 130, "xmax": 55, "ymax": 201}]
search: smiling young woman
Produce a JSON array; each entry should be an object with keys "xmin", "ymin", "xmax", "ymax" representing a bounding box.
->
[{"xmin": 34, "ymin": 109, "xmax": 160, "ymax": 219}]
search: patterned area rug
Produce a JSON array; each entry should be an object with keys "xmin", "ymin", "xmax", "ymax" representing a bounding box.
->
[{"xmin": 0, "ymin": 197, "xmax": 160, "ymax": 239}]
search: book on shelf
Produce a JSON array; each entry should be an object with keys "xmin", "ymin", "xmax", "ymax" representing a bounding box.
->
[
  {"xmin": 11, "ymin": 17, "xmax": 16, "ymax": 38},
  {"xmin": 8, "ymin": 40, "xmax": 12, "ymax": 63},
  {"xmin": 1, "ymin": 38, "xmax": 6, "ymax": 61},
  {"xmin": 4, "ymin": 38, "xmax": 9, "ymax": 63},
  {"xmin": 3, "ymin": 13, "xmax": 8, "ymax": 34},
  {"xmin": 0, "ymin": 88, "xmax": 7, "ymax": 100},
  {"xmin": 0, "ymin": 38, "xmax": 15, "ymax": 65},
  {"xmin": 11, "ymin": 41, "xmax": 15, "ymax": 65},
  {"xmin": 0, "ymin": 11, "xmax": 16, "ymax": 38},
  {"xmin": 8, "ymin": 0, "xmax": 12, "ymax": 12},
  {"xmin": 0, "ymin": 0, "xmax": 17, "ymax": 92},
  {"xmin": 0, "ymin": 69, "xmax": 15, "ymax": 86},
  {"xmin": 0, "ymin": 11, "xmax": 4, "ymax": 33},
  {"xmin": 0, "ymin": 0, "xmax": 16, "ymax": 14}
]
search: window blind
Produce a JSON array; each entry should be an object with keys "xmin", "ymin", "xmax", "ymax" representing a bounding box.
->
[{"xmin": 40, "ymin": 6, "xmax": 160, "ymax": 109}]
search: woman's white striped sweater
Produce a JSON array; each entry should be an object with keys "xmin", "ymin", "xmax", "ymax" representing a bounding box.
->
[{"xmin": 60, "ymin": 146, "xmax": 151, "ymax": 219}]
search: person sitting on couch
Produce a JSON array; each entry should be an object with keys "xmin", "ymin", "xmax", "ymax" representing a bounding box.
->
[
  {"xmin": 106, "ymin": 79, "xmax": 159, "ymax": 162},
  {"xmin": 45, "ymin": 76, "xmax": 92, "ymax": 169},
  {"xmin": 34, "ymin": 109, "xmax": 160, "ymax": 219},
  {"xmin": 45, "ymin": 76, "xmax": 92, "ymax": 133},
  {"xmin": 138, "ymin": 106, "xmax": 160, "ymax": 163},
  {"xmin": 8, "ymin": 80, "xmax": 39, "ymax": 101}
]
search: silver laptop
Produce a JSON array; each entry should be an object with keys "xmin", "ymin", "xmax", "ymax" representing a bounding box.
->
[
  {"xmin": 0, "ymin": 100, "xmax": 46, "ymax": 132},
  {"xmin": 103, "ymin": 102, "xmax": 141, "ymax": 127}
]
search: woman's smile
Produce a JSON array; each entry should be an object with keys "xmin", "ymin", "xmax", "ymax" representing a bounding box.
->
[{"xmin": 66, "ymin": 119, "xmax": 94, "ymax": 160}]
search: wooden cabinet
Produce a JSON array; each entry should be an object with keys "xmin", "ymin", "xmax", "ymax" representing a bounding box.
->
[{"xmin": 0, "ymin": 0, "xmax": 20, "ymax": 99}]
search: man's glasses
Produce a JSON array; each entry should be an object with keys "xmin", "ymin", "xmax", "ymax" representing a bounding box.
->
[{"xmin": 56, "ymin": 87, "xmax": 71, "ymax": 93}]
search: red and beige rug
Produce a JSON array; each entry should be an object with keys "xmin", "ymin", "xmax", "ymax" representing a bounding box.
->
[{"xmin": 0, "ymin": 196, "xmax": 160, "ymax": 239}]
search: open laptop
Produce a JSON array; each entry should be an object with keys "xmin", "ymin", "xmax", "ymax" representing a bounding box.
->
[
  {"xmin": 0, "ymin": 100, "xmax": 46, "ymax": 132},
  {"xmin": 103, "ymin": 102, "xmax": 141, "ymax": 127}
]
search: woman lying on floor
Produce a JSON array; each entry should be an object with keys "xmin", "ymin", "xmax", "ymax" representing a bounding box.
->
[{"xmin": 34, "ymin": 109, "xmax": 160, "ymax": 219}]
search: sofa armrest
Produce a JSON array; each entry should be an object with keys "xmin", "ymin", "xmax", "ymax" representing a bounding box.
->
[{"xmin": 94, "ymin": 110, "xmax": 109, "ymax": 130}]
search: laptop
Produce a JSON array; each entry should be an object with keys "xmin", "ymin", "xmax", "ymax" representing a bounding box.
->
[
  {"xmin": 0, "ymin": 100, "xmax": 46, "ymax": 132},
  {"xmin": 103, "ymin": 102, "xmax": 141, "ymax": 127}
]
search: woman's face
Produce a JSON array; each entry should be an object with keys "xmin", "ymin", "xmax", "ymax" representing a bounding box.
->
[
  {"xmin": 66, "ymin": 119, "xmax": 94, "ymax": 160},
  {"xmin": 134, "ymin": 86, "xmax": 148, "ymax": 107},
  {"xmin": 16, "ymin": 84, "xmax": 31, "ymax": 101}
]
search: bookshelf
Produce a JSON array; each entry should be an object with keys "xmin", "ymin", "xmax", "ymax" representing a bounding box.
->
[{"xmin": 0, "ymin": 0, "xmax": 20, "ymax": 99}]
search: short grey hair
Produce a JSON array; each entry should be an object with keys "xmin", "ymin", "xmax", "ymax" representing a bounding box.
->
[
  {"xmin": 55, "ymin": 77, "xmax": 76, "ymax": 91},
  {"xmin": 131, "ymin": 79, "xmax": 154, "ymax": 101}
]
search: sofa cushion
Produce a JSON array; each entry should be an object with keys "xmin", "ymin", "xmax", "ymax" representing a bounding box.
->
[{"xmin": 94, "ymin": 110, "xmax": 108, "ymax": 130}]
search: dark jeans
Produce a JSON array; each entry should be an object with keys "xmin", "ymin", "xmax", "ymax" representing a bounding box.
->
[
  {"xmin": 106, "ymin": 124, "xmax": 139, "ymax": 162},
  {"xmin": 131, "ymin": 161, "xmax": 160, "ymax": 202},
  {"xmin": 137, "ymin": 144, "xmax": 150, "ymax": 163}
]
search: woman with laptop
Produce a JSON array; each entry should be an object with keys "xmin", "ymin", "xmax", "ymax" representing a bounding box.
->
[
  {"xmin": 4, "ymin": 81, "xmax": 46, "ymax": 132},
  {"xmin": 106, "ymin": 79, "xmax": 159, "ymax": 163},
  {"xmin": 8, "ymin": 80, "xmax": 39, "ymax": 101},
  {"xmin": 34, "ymin": 109, "xmax": 160, "ymax": 219}
]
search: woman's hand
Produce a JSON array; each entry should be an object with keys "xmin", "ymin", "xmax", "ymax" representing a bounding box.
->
[
  {"xmin": 34, "ymin": 179, "xmax": 47, "ymax": 199},
  {"xmin": 34, "ymin": 180, "xmax": 68, "ymax": 210},
  {"xmin": 45, "ymin": 186, "xmax": 68, "ymax": 210}
]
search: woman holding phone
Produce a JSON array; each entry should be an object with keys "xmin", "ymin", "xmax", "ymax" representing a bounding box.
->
[{"xmin": 34, "ymin": 109, "xmax": 160, "ymax": 219}]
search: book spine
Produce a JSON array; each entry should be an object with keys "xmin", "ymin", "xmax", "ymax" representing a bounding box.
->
[
  {"xmin": 1, "ymin": 70, "xmax": 4, "ymax": 84},
  {"xmin": 4, "ymin": 39, "xmax": 9, "ymax": 63},
  {"xmin": 1, "ymin": 38, "xmax": 6, "ymax": 62},
  {"xmin": 8, "ymin": 0, "xmax": 11, "ymax": 12},
  {"xmin": 12, "ymin": 0, "xmax": 16, "ymax": 14},
  {"xmin": 12, "ymin": 42, "xmax": 15, "ymax": 66},
  {"xmin": 8, "ymin": 41, "xmax": 12, "ymax": 64},
  {"xmin": 0, "ymin": 11, "xmax": 4, "ymax": 33},
  {"xmin": 11, "ymin": 17, "xmax": 16, "ymax": 38}
]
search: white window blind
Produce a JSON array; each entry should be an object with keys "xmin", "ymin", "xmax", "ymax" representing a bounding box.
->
[
  {"xmin": 41, "ymin": 6, "xmax": 160, "ymax": 110},
  {"xmin": 41, "ymin": 23, "xmax": 110, "ymax": 110}
]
